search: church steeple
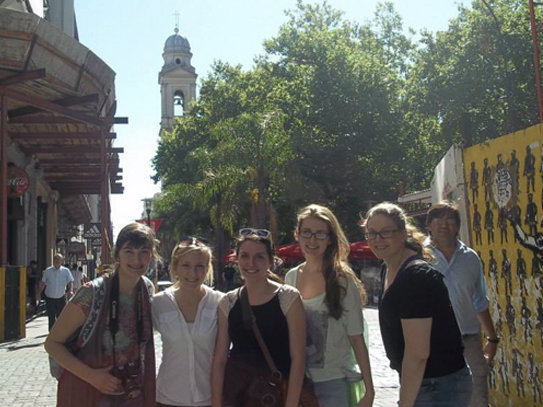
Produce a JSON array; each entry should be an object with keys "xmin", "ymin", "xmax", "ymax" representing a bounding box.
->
[{"xmin": 158, "ymin": 21, "xmax": 197, "ymax": 133}]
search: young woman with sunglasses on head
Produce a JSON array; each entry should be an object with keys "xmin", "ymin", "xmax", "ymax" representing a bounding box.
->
[
  {"xmin": 364, "ymin": 202, "xmax": 471, "ymax": 407},
  {"xmin": 284, "ymin": 204, "xmax": 374, "ymax": 407},
  {"xmin": 152, "ymin": 238, "xmax": 224, "ymax": 407},
  {"xmin": 45, "ymin": 223, "xmax": 158, "ymax": 406},
  {"xmin": 211, "ymin": 228, "xmax": 307, "ymax": 407}
]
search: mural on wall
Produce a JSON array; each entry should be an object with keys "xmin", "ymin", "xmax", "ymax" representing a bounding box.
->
[{"xmin": 463, "ymin": 124, "xmax": 543, "ymax": 407}]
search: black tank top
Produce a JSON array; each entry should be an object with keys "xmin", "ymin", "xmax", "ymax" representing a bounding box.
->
[{"xmin": 228, "ymin": 290, "xmax": 291, "ymax": 377}]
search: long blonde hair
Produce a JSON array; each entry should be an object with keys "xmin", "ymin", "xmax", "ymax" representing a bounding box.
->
[{"xmin": 297, "ymin": 204, "xmax": 367, "ymax": 319}]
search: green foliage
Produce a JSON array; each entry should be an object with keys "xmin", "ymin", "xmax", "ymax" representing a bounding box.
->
[{"xmin": 151, "ymin": 0, "xmax": 541, "ymax": 247}]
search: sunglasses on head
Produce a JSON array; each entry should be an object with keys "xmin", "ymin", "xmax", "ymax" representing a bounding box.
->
[
  {"xmin": 179, "ymin": 236, "xmax": 209, "ymax": 246},
  {"xmin": 239, "ymin": 228, "xmax": 271, "ymax": 239}
]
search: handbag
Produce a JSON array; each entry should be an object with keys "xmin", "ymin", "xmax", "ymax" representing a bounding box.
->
[{"xmin": 240, "ymin": 287, "xmax": 320, "ymax": 407}]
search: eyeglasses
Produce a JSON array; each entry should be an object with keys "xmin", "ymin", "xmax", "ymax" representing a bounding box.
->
[
  {"xmin": 179, "ymin": 236, "xmax": 209, "ymax": 246},
  {"xmin": 364, "ymin": 229, "xmax": 399, "ymax": 240},
  {"xmin": 299, "ymin": 229, "xmax": 329, "ymax": 240},
  {"xmin": 239, "ymin": 228, "xmax": 271, "ymax": 239}
]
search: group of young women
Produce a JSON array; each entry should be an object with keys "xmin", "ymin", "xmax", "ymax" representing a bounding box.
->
[{"xmin": 45, "ymin": 201, "xmax": 472, "ymax": 407}]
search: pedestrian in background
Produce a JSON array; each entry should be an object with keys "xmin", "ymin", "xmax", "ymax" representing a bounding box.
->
[
  {"xmin": 364, "ymin": 202, "xmax": 471, "ymax": 407},
  {"xmin": 27, "ymin": 259, "xmax": 41, "ymax": 314},
  {"xmin": 211, "ymin": 228, "xmax": 306, "ymax": 407},
  {"xmin": 425, "ymin": 201, "xmax": 498, "ymax": 407},
  {"xmin": 45, "ymin": 223, "xmax": 157, "ymax": 406},
  {"xmin": 71, "ymin": 264, "xmax": 89, "ymax": 293},
  {"xmin": 152, "ymin": 237, "xmax": 224, "ymax": 407},
  {"xmin": 38, "ymin": 253, "xmax": 74, "ymax": 331},
  {"xmin": 285, "ymin": 204, "xmax": 374, "ymax": 407}
]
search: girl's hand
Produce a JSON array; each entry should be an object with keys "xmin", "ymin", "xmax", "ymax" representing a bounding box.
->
[{"xmin": 87, "ymin": 365, "xmax": 122, "ymax": 395}]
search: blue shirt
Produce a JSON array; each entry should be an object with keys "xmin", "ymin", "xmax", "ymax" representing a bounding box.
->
[{"xmin": 425, "ymin": 239, "xmax": 489, "ymax": 335}]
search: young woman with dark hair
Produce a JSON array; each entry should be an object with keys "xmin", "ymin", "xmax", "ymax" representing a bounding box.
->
[
  {"xmin": 45, "ymin": 222, "xmax": 158, "ymax": 406},
  {"xmin": 211, "ymin": 228, "xmax": 306, "ymax": 407}
]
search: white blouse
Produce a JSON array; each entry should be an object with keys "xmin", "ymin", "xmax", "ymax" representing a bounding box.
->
[{"xmin": 152, "ymin": 285, "xmax": 224, "ymax": 406}]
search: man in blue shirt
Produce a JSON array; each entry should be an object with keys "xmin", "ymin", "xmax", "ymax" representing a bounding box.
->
[{"xmin": 425, "ymin": 201, "xmax": 498, "ymax": 407}]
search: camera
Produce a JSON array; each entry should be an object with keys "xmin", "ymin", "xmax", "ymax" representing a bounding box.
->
[{"xmin": 111, "ymin": 360, "xmax": 142, "ymax": 399}]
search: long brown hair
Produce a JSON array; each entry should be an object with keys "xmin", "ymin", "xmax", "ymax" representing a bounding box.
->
[
  {"xmin": 297, "ymin": 204, "xmax": 367, "ymax": 319},
  {"xmin": 364, "ymin": 202, "xmax": 433, "ymax": 260}
]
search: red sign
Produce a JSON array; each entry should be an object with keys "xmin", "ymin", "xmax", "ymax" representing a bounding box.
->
[
  {"xmin": 7, "ymin": 166, "xmax": 29, "ymax": 198},
  {"xmin": 137, "ymin": 218, "xmax": 163, "ymax": 234}
]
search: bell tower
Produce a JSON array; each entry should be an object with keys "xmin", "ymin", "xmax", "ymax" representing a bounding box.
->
[{"xmin": 158, "ymin": 25, "xmax": 197, "ymax": 133}]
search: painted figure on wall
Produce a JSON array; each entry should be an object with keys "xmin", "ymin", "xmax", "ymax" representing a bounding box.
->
[
  {"xmin": 482, "ymin": 158, "xmax": 492, "ymax": 201},
  {"xmin": 525, "ymin": 193, "xmax": 538, "ymax": 235},
  {"xmin": 470, "ymin": 161, "xmax": 479, "ymax": 202},
  {"xmin": 488, "ymin": 249, "xmax": 499, "ymax": 295},
  {"xmin": 516, "ymin": 248, "xmax": 528, "ymax": 296},
  {"xmin": 501, "ymin": 248, "xmax": 512, "ymax": 296},
  {"xmin": 520, "ymin": 297, "xmax": 532, "ymax": 345},
  {"xmin": 512, "ymin": 348, "xmax": 526, "ymax": 398},
  {"xmin": 485, "ymin": 201, "xmax": 495, "ymax": 244},
  {"xmin": 528, "ymin": 352, "xmax": 541, "ymax": 404},
  {"xmin": 505, "ymin": 295, "xmax": 516, "ymax": 336},
  {"xmin": 510, "ymin": 149, "xmax": 520, "ymax": 195},
  {"xmin": 524, "ymin": 145, "xmax": 536, "ymax": 194},
  {"xmin": 473, "ymin": 203, "xmax": 483, "ymax": 245},
  {"xmin": 498, "ymin": 207, "xmax": 508, "ymax": 244}
]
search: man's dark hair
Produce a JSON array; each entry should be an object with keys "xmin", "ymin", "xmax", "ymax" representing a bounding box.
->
[{"xmin": 426, "ymin": 201, "xmax": 461, "ymax": 227}]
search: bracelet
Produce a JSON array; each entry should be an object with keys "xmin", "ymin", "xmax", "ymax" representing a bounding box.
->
[{"xmin": 487, "ymin": 337, "xmax": 500, "ymax": 344}]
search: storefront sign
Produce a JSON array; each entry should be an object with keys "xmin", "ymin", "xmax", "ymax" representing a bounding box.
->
[{"xmin": 7, "ymin": 166, "xmax": 29, "ymax": 198}]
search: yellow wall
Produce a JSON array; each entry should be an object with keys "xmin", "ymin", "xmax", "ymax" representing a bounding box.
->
[{"xmin": 463, "ymin": 124, "xmax": 543, "ymax": 406}]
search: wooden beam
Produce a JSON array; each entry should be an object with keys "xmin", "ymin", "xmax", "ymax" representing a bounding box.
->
[
  {"xmin": 39, "ymin": 158, "xmax": 118, "ymax": 164},
  {"xmin": 8, "ymin": 93, "xmax": 100, "ymax": 118},
  {"xmin": 23, "ymin": 146, "xmax": 121, "ymax": 154},
  {"xmin": 0, "ymin": 69, "xmax": 46, "ymax": 86},
  {"xmin": 0, "ymin": 86, "xmax": 105, "ymax": 126},
  {"xmin": 9, "ymin": 131, "xmax": 116, "ymax": 139},
  {"xmin": 114, "ymin": 117, "xmax": 128, "ymax": 124}
]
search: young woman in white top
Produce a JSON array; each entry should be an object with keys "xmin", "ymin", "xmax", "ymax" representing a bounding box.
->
[
  {"xmin": 152, "ymin": 237, "xmax": 224, "ymax": 407},
  {"xmin": 285, "ymin": 204, "xmax": 375, "ymax": 407}
]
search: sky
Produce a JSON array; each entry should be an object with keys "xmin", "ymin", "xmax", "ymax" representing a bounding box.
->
[{"xmin": 73, "ymin": 0, "xmax": 466, "ymax": 239}]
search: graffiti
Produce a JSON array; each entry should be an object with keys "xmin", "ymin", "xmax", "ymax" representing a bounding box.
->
[{"xmin": 463, "ymin": 124, "xmax": 543, "ymax": 406}]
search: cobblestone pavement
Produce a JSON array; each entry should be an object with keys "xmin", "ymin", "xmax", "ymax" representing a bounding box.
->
[{"xmin": 0, "ymin": 308, "xmax": 398, "ymax": 406}]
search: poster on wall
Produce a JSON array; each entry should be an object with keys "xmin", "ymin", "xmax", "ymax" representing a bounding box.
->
[{"xmin": 463, "ymin": 124, "xmax": 543, "ymax": 407}]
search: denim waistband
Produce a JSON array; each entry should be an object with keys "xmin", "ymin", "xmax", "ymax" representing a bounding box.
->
[{"xmin": 421, "ymin": 366, "xmax": 470, "ymax": 385}]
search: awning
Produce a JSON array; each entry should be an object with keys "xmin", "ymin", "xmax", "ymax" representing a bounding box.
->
[{"xmin": 0, "ymin": 8, "xmax": 125, "ymax": 196}]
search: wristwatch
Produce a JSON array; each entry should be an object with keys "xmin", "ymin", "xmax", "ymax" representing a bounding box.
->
[{"xmin": 487, "ymin": 337, "xmax": 500, "ymax": 344}]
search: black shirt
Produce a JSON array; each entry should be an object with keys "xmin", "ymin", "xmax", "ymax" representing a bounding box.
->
[{"xmin": 379, "ymin": 262, "xmax": 465, "ymax": 378}]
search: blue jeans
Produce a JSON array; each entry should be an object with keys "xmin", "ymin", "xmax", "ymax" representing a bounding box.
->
[
  {"xmin": 414, "ymin": 367, "xmax": 473, "ymax": 407},
  {"xmin": 313, "ymin": 378, "xmax": 349, "ymax": 407}
]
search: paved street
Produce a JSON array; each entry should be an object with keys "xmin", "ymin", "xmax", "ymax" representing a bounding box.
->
[{"xmin": 0, "ymin": 308, "xmax": 398, "ymax": 406}]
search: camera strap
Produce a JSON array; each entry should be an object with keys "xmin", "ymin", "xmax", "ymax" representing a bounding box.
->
[{"xmin": 108, "ymin": 272, "xmax": 144, "ymax": 367}]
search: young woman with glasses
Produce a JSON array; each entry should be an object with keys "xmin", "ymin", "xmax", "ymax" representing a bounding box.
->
[
  {"xmin": 364, "ymin": 202, "xmax": 472, "ymax": 407},
  {"xmin": 45, "ymin": 223, "xmax": 158, "ymax": 406},
  {"xmin": 211, "ymin": 228, "xmax": 307, "ymax": 407},
  {"xmin": 152, "ymin": 238, "xmax": 224, "ymax": 407},
  {"xmin": 284, "ymin": 204, "xmax": 375, "ymax": 407}
]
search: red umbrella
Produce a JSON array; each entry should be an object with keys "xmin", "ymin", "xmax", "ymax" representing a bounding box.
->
[
  {"xmin": 276, "ymin": 242, "xmax": 304, "ymax": 265},
  {"xmin": 348, "ymin": 241, "xmax": 376, "ymax": 260}
]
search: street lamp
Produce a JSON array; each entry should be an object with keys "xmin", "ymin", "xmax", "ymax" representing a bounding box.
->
[{"xmin": 142, "ymin": 198, "xmax": 152, "ymax": 227}]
